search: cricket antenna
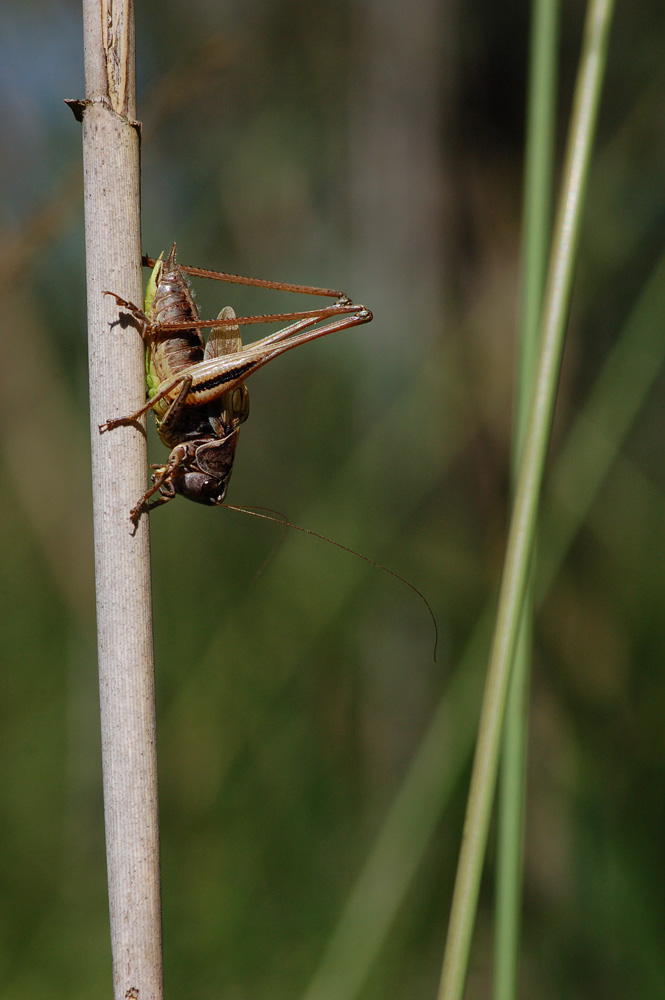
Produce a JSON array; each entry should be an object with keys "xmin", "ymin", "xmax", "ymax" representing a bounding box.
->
[{"xmin": 223, "ymin": 504, "xmax": 438, "ymax": 661}]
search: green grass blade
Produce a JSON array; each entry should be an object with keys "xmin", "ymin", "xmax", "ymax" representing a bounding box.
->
[
  {"xmin": 438, "ymin": 2, "xmax": 616, "ymax": 998},
  {"xmin": 296, "ymin": 236, "xmax": 665, "ymax": 1000},
  {"xmin": 495, "ymin": 1, "xmax": 559, "ymax": 997}
]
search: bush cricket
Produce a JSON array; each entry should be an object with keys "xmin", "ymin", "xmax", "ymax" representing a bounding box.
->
[
  {"xmin": 100, "ymin": 245, "xmax": 372, "ymax": 526},
  {"xmin": 100, "ymin": 250, "xmax": 437, "ymax": 655}
]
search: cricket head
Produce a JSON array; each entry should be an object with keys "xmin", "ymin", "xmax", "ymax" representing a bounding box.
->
[{"xmin": 168, "ymin": 431, "xmax": 241, "ymax": 506}]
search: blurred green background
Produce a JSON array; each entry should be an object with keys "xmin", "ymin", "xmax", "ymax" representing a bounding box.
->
[{"xmin": 2, "ymin": 1, "xmax": 665, "ymax": 997}]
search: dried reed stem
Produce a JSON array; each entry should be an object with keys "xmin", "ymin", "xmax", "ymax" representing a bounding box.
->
[{"xmin": 75, "ymin": 0, "xmax": 163, "ymax": 995}]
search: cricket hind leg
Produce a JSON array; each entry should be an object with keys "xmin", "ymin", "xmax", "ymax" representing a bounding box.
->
[
  {"xmin": 142, "ymin": 254, "xmax": 347, "ymax": 301},
  {"xmin": 155, "ymin": 301, "xmax": 373, "ymax": 355},
  {"xmin": 197, "ymin": 301, "xmax": 374, "ymax": 376},
  {"xmin": 155, "ymin": 303, "xmax": 373, "ymax": 412},
  {"xmin": 226, "ymin": 302, "xmax": 373, "ymax": 354}
]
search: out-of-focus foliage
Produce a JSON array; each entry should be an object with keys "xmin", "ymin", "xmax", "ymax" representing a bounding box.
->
[{"xmin": 1, "ymin": 1, "xmax": 665, "ymax": 998}]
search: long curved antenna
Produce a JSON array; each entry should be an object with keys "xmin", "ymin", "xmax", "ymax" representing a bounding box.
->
[{"xmin": 224, "ymin": 504, "xmax": 439, "ymax": 661}]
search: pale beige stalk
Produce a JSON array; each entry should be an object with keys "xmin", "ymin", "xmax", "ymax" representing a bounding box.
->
[{"xmin": 78, "ymin": 0, "xmax": 163, "ymax": 996}]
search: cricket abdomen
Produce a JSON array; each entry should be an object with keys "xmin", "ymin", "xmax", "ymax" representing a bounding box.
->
[{"xmin": 148, "ymin": 246, "xmax": 205, "ymax": 384}]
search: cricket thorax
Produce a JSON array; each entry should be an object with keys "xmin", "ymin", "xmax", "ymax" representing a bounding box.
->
[{"xmin": 154, "ymin": 403, "xmax": 213, "ymax": 448}]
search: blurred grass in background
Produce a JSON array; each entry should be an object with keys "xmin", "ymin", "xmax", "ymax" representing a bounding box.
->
[{"xmin": 1, "ymin": 1, "xmax": 665, "ymax": 997}]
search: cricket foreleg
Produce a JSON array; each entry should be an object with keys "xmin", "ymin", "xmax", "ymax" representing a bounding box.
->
[{"xmin": 129, "ymin": 446, "xmax": 187, "ymax": 525}]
